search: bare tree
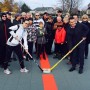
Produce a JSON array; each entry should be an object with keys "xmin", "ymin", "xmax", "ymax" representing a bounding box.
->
[{"xmin": 58, "ymin": 0, "xmax": 82, "ymax": 14}]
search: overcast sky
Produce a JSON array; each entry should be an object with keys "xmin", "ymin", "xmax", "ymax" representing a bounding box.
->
[
  {"xmin": 16, "ymin": 0, "xmax": 58, "ymax": 9},
  {"xmin": 0, "ymin": 0, "xmax": 90, "ymax": 10}
]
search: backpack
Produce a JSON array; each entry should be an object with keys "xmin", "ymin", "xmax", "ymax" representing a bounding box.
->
[{"xmin": 9, "ymin": 24, "xmax": 20, "ymax": 42}]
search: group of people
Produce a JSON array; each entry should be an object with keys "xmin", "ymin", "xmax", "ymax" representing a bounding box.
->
[{"xmin": 0, "ymin": 10, "xmax": 90, "ymax": 75}]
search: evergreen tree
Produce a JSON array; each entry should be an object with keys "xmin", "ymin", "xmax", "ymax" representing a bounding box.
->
[{"xmin": 21, "ymin": 3, "xmax": 31, "ymax": 12}]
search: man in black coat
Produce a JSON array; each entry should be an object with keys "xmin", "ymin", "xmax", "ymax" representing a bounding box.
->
[
  {"xmin": 6, "ymin": 12, "xmax": 13, "ymax": 27},
  {"xmin": 81, "ymin": 14, "xmax": 90, "ymax": 59},
  {"xmin": 45, "ymin": 16, "xmax": 54, "ymax": 55},
  {"xmin": 0, "ymin": 13, "xmax": 12, "ymax": 67},
  {"xmin": 67, "ymin": 17, "xmax": 89, "ymax": 74}
]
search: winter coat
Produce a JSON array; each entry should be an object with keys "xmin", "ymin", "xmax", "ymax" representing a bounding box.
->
[
  {"xmin": 67, "ymin": 23, "xmax": 89, "ymax": 50},
  {"xmin": 45, "ymin": 22, "xmax": 54, "ymax": 40},
  {"xmin": 7, "ymin": 24, "xmax": 28, "ymax": 49},
  {"xmin": 13, "ymin": 19, "xmax": 21, "ymax": 25},
  {"xmin": 0, "ymin": 20, "xmax": 11, "ymax": 45},
  {"xmin": 53, "ymin": 21, "xmax": 64, "ymax": 38},
  {"xmin": 82, "ymin": 21, "xmax": 90, "ymax": 44},
  {"xmin": 27, "ymin": 25, "xmax": 37, "ymax": 42},
  {"xmin": 37, "ymin": 28, "xmax": 46, "ymax": 44},
  {"xmin": 55, "ymin": 27, "xmax": 66, "ymax": 44}
]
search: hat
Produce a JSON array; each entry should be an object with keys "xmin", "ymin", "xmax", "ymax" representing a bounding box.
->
[
  {"xmin": 1, "ymin": 13, "xmax": 6, "ymax": 18},
  {"xmin": 6, "ymin": 12, "xmax": 11, "ymax": 15},
  {"xmin": 15, "ymin": 13, "xmax": 21, "ymax": 18}
]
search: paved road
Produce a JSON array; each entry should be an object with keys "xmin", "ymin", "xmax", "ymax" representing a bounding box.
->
[{"xmin": 0, "ymin": 46, "xmax": 90, "ymax": 90}]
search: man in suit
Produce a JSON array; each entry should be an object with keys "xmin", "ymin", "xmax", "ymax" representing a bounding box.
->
[{"xmin": 67, "ymin": 17, "xmax": 89, "ymax": 74}]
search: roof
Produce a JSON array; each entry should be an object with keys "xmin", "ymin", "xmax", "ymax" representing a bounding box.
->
[{"xmin": 34, "ymin": 7, "xmax": 54, "ymax": 11}]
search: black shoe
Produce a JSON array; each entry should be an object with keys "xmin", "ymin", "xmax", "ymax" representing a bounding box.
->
[
  {"xmin": 85, "ymin": 56, "xmax": 88, "ymax": 59},
  {"xmin": 79, "ymin": 68, "xmax": 83, "ymax": 74},
  {"xmin": 26, "ymin": 57, "xmax": 29, "ymax": 61},
  {"xmin": 53, "ymin": 54, "xmax": 58, "ymax": 59},
  {"xmin": 29, "ymin": 57, "xmax": 33, "ymax": 60},
  {"xmin": 69, "ymin": 67, "xmax": 75, "ymax": 72},
  {"xmin": 58, "ymin": 55, "xmax": 62, "ymax": 60}
]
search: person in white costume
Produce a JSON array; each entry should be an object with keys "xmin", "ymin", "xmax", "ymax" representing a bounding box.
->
[{"xmin": 3, "ymin": 20, "xmax": 29, "ymax": 75}]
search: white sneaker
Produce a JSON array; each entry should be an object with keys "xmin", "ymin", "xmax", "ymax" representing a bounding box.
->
[
  {"xmin": 4, "ymin": 69, "xmax": 11, "ymax": 75},
  {"xmin": 20, "ymin": 67, "xmax": 29, "ymax": 73}
]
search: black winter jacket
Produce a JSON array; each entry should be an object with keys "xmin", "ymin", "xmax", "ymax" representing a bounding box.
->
[
  {"xmin": 82, "ymin": 21, "xmax": 90, "ymax": 44},
  {"xmin": 45, "ymin": 22, "xmax": 54, "ymax": 40},
  {"xmin": 67, "ymin": 23, "xmax": 89, "ymax": 50},
  {"xmin": 0, "ymin": 20, "xmax": 11, "ymax": 45}
]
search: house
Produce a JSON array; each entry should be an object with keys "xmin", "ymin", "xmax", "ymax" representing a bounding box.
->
[
  {"xmin": 86, "ymin": 3, "xmax": 90, "ymax": 15},
  {"xmin": 30, "ymin": 7, "xmax": 56, "ymax": 14}
]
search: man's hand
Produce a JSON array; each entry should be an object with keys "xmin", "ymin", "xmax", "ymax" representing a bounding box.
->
[
  {"xmin": 68, "ymin": 50, "xmax": 73, "ymax": 54},
  {"xmin": 25, "ymin": 49, "xmax": 28, "ymax": 53},
  {"xmin": 82, "ymin": 37, "xmax": 86, "ymax": 40},
  {"xmin": 15, "ymin": 36, "xmax": 19, "ymax": 40}
]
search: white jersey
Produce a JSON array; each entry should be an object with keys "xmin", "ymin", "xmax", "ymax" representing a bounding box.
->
[
  {"xmin": 33, "ymin": 18, "xmax": 44, "ymax": 29},
  {"xmin": 7, "ymin": 24, "xmax": 28, "ymax": 49}
]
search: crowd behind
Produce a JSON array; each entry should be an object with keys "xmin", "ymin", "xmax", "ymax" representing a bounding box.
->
[{"xmin": 0, "ymin": 10, "xmax": 90, "ymax": 75}]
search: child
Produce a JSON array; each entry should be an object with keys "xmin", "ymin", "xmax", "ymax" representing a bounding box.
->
[
  {"xmin": 54, "ymin": 25, "xmax": 66, "ymax": 59},
  {"xmin": 36, "ymin": 22, "xmax": 47, "ymax": 60}
]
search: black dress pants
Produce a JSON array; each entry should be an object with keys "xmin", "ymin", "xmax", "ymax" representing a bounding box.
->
[{"xmin": 4, "ymin": 44, "xmax": 25, "ymax": 70}]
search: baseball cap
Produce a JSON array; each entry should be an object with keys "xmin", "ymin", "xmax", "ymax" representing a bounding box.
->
[{"xmin": 6, "ymin": 12, "xmax": 11, "ymax": 15}]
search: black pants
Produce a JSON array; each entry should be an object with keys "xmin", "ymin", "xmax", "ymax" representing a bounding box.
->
[
  {"xmin": 85, "ymin": 42, "xmax": 89, "ymax": 57},
  {"xmin": 26, "ymin": 42, "xmax": 33, "ymax": 59},
  {"xmin": 37, "ymin": 44, "xmax": 45, "ymax": 57},
  {"xmin": 0, "ymin": 44, "xmax": 6, "ymax": 65},
  {"xmin": 4, "ymin": 44, "xmax": 25, "ymax": 70},
  {"xmin": 62, "ymin": 43, "xmax": 69, "ymax": 55},
  {"xmin": 46, "ymin": 39, "xmax": 53, "ymax": 54},
  {"xmin": 55, "ymin": 43, "xmax": 64, "ymax": 55},
  {"xmin": 70, "ymin": 42, "xmax": 85, "ymax": 69}
]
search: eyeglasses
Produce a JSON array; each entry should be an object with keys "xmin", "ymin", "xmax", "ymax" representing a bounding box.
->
[{"xmin": 2, "ymin": 15, "xmax": 7, "ymax": 17}]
